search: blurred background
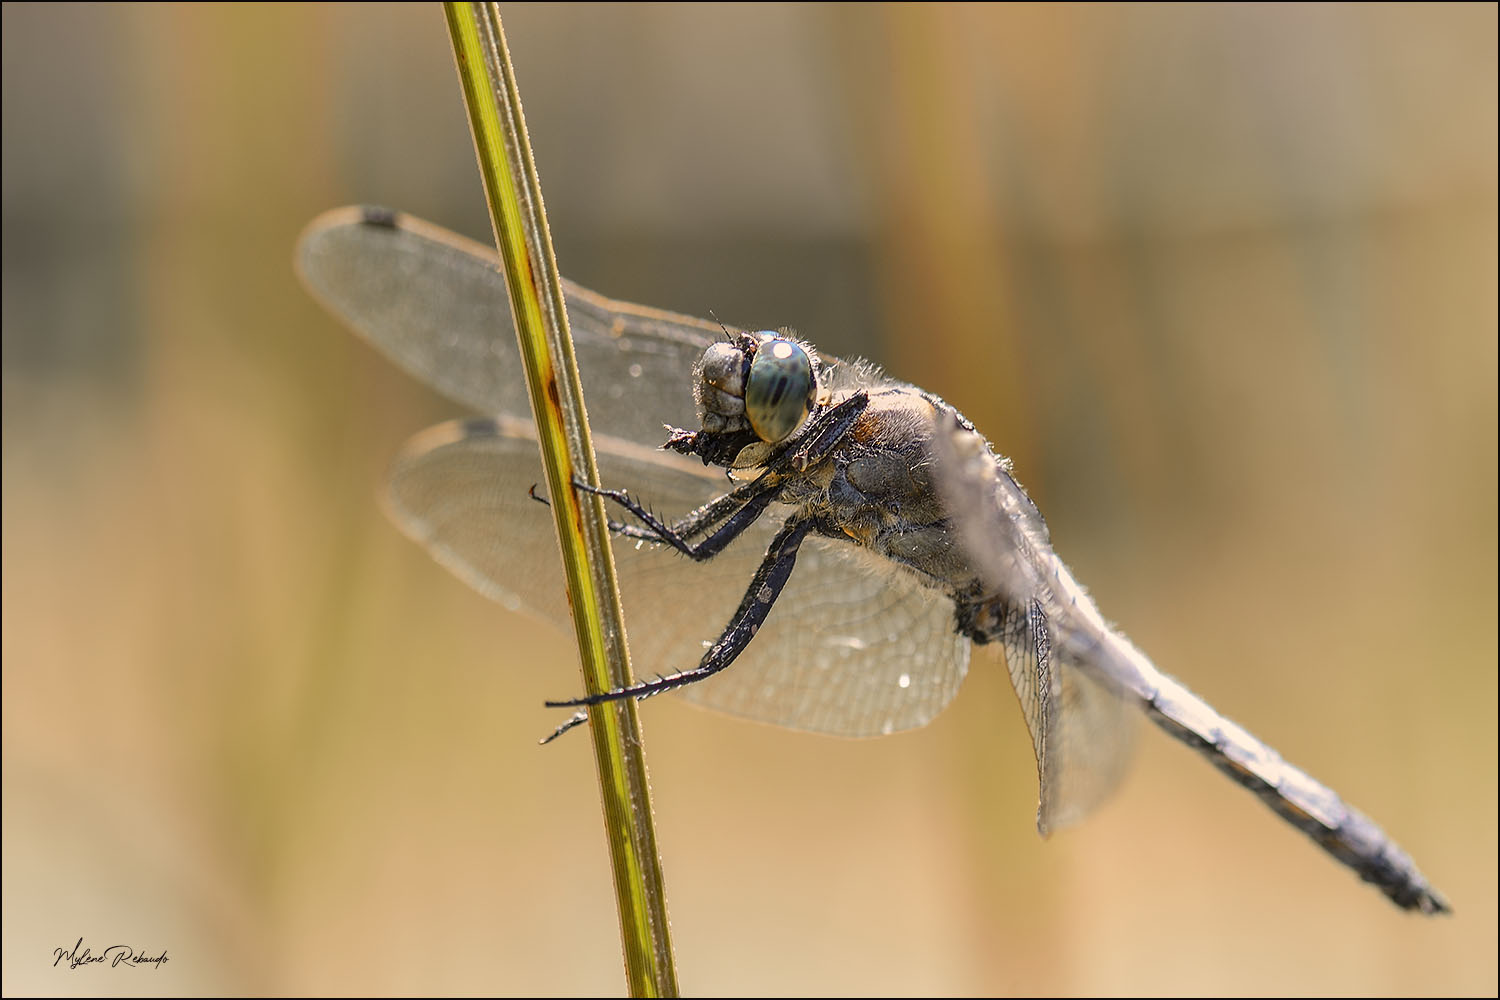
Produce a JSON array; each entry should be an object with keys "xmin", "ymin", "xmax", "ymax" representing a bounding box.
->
[{"xmin": 3, "ymin": 3, "xmax": 1495, "ymax": 995}]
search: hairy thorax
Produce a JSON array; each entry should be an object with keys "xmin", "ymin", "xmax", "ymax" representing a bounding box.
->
[{"xmin": 781, "ymin": 385, "xmax": 981, "ymax": 597}]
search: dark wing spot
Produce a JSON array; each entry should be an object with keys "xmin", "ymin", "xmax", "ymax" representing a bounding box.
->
[{"xmin": 359, "ymin": 205, "xmax": 400, "ymax": 228}]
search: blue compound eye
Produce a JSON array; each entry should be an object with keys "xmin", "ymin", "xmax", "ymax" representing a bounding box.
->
[{"xmin": 745, "ymin": 336, "xmax": 815, "ymax": 444}]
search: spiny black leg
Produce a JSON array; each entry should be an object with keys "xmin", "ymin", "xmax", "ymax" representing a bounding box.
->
[
  {"xmin": 579, "ymin": 475, "xmax": 762, "ymax": 543},
  {"xmin": 539, "ymin": 394, "xmax": 869, "ymax": 738},
  {"xmin": 540, "ymin": 709, "xmax": 590, "ymax": 744},
  {"xmin": 670, "ymin": 478, "xmax": 775, "ymax": 538},
  {"xmin": 788, "ymin": 391, "xmax": 869, "ymax": 469},
  {"xmin": 576, "ymin": 475, "xmax": 787, "ymax": 562},
  {"xmin": 530, "ymin": 482, "xmax": 661, "ymax": 542},
  {"xmin": 545, "ymin": 517, "xmax": 813, "ymax": 709}
]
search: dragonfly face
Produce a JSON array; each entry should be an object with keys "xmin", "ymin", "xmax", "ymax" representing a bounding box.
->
[{"xmin": 296, "ymin": 205, "xmax": 1449, "ymax": 915}]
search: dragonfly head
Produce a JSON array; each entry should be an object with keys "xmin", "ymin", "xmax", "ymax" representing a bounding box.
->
[{"xmin": 690, "ymin": 330, "xmax": 823, "ymax": 465}]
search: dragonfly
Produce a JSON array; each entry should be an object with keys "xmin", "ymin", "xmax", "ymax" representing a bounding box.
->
[{"xmin": 296, "ymin": 205, "xmax": 1449, "ymax": 915}]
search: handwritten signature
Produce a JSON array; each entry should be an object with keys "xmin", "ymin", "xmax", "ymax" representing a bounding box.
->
[{"xmin": 53, "ymin": 938, "xmax": 168, "ymax": 970}]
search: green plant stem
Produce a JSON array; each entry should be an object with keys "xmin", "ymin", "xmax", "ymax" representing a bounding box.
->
[{"xmin": 442, "ymin": 4, "xmax": 678, "ymax": 995}]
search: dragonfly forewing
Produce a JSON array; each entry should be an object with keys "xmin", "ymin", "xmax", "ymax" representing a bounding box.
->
[{"xmin": 296, "ymin": 206, "xmax": 713, "ymax": 446}]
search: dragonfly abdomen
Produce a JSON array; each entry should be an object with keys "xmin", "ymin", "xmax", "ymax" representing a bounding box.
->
[{"xmin": 1117, "ymin": 643, "xmax": 1451, "ymax": 914}]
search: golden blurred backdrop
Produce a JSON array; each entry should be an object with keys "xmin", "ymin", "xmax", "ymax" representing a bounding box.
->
[{"xmin": 2, "ymin": 3, "xmax": 1495, "ymax": 995}]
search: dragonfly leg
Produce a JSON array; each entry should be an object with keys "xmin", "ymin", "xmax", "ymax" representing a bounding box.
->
[
  {"xmin": 576, "ymin": 473, "xmax": 786, "ymax": 562},
  {"xmin": 545, "ymin": 516, "xmax": 813, "ymax": 708},
  {"xmin": 535, "ymin": 477, "xmax": 758, "ymax": 546},
  {"xmin": 539, "ymin": 709, "xmax": 590, "ymax": 745},
  {"xmin": 786, "ymin": 390, "xmax": 869, "ymax": 470}
]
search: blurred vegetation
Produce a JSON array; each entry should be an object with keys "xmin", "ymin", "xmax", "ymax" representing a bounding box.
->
[{"xmin": 3, "ymin": 4, "xmax": 1495, "ymax": 995}]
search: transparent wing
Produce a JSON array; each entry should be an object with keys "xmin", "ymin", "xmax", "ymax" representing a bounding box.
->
[
  {"xmin": 295, "ymin": 206, "xmax": 718, "ymax": 446},
  {"xmin": 930, "ymin": 420, "xmax": 1137, "ymax": 834},
  {"xmin": 976, "ymin": 626, "xmax": 1138, "ymax": 835},
  {"xmin": 389, "ymin": 417, "xmax": 970, "ymax": 738}
]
